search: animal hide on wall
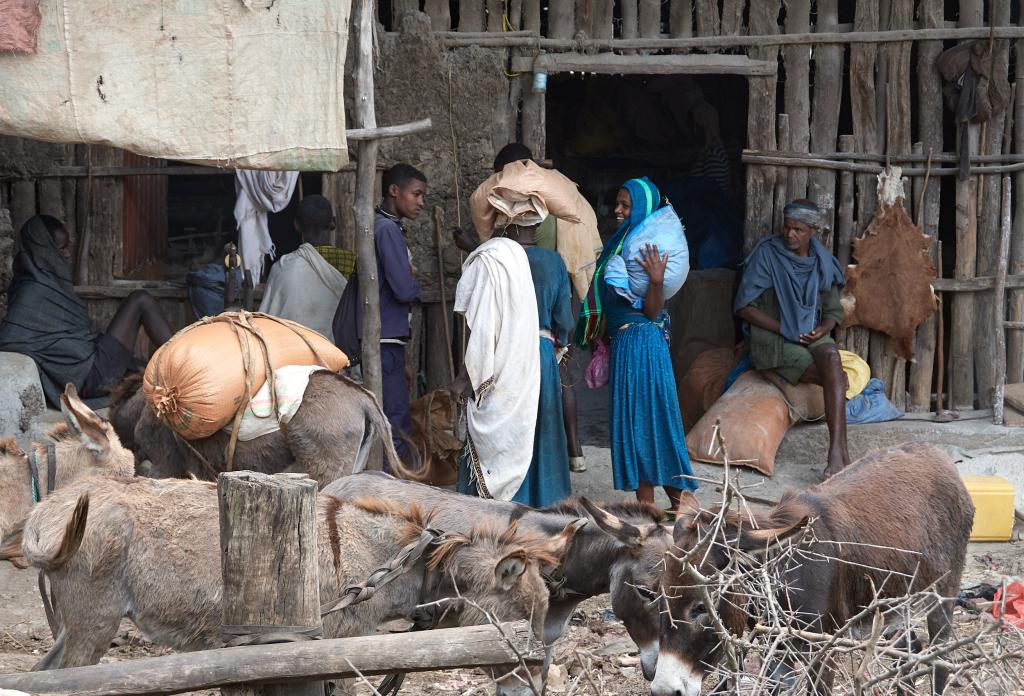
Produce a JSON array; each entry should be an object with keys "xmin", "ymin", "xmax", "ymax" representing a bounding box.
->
[
  {"xmin": 0, "ymin": 0, "xmax": 41, "ymax": 53},
  {"xmin": 841, "ymin": 170, "xmax": 937, "ymax": 361}
]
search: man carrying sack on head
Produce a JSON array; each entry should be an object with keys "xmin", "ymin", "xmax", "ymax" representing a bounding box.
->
[{"xmin": 734, "ymin": 199, "xmax": 850, "ymax": 479}]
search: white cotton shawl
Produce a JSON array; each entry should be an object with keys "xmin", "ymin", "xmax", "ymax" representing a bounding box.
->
[
  {"xmin": 234, "ymin": 169, "xmax": 299, "ymax": 285},
  {"xmin": 455, "ymin": 237, "xmax": 540, "ymax": 501},
  {"xmin": 259, "ymin": 243, "xmax": 347, "ymax": 339}
]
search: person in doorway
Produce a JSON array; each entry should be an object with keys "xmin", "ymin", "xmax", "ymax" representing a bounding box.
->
[
  {"xmin": 333, "ymin": 164, "xmax": 426, "ymax": 464},
  {"xmin": 453, "ymin": 142, "xmax": 590, "ymax": 474},
  {"xmin": 734, "ymin": 199, "xmax": 850, "ymax": 478},
  {"xmin": 259, "ymin": 195, "xmax": 347, "ymax": 338},
  {"xmin": 0, "ymin": 215, "xmax": 173, "ymax": 405},
  {"xmin": 449, "ymin": 230, "xmax": 541, "ymax": 503},
  {"xmin": 576, "ymin": 177, "xmax": 697, "ymax": 510}
]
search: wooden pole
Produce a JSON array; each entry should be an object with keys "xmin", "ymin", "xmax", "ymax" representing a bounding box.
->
[
  {"xmin": 1011, "ymin": 57, "xmax": 1024, "ymax": 383},
  {"xmin": 720, "ymin": 0, "xmax": 743, "ymax": 37},
  {"xmin": 836, "ymin": 135, "xmax": 856, "ymax": 269},
  {"xmin": 742, "ymin": 0, "xmax": 781, "ymax": 251},
  {"xmin": 993, "ymin": 176, "xmax": 1012, "ymax": 424},
  {"xmin": 850, "ymin": 0, "xmax": 880, "ymax": 225},
  {"xmin": 521, "ymin": 76, "xmax": 546, "ymax": 159},
  {"xmin": 774, "ymin": 114, "xmax": 791, "ymax": 235},
  {"xmin": 739, "ymin": 154, "xmax": 1024, "ymax": 176},
  {"xmin": 670, "ymin": 0, "xmax": 693, "ymax": 43},
  {"xmin": 783, "ymin": 0, "xmax": 810, "ymax": 200},
  {"xmin": 951, "ymin": 0, "xmax": 983, "ymax": 409},
  {"xmin": 908, "ymin": 0, "xmax": 944, "ymax": 412},
  {"xmin": 522, "ymin": 0, "xmax": 540, "ymax": 34},
  {"xmin": 352, "ymin": 0, "xmax": 384, "ymax": 432},
  {"xmin": 424, "ymin": 0, "xmax": 451, "ymax": 30},
  {"xmin": 0, "ymin": 622, "xmax": 537, "ymax": 696},
  {"xmin": 974, "ymin": 0, "xmax": 1012, "ymax": 409},
  {"xmin": 219, "ymin": 472, "xmax": 321, "ymax": 696},
  {"xmin": 639, "ymin": 0, "xmax": 660, "ymax": 39},
  {"xmin": 808, "ymin": 0, "xmax": 842, "ymax": 251},
  {"xmin": 432, "ymin": 206, "xmax": 454, "ymax": 382},
  {"xmin": 694, "ymin": 0, "xmax": 720, "ymax": 37},
  {"xmin": 549, "ymin": 0, "xmax": 574, "ymax": 39},
  {"xmin": 486, "ymin": 0, "xmax": 503, "ymax": 32},
  {"xmin": 574, "ymin": 0, "xmax": 592, "ymax": 39},
  {"xmin": 459, "ymin": 1, "xmax": 485, "ymax": 32},
  {"xmin": 620, "ymin": 0, "xmax": 638, "ymax": 44},
  {"xmin": 593, "ymin": 0, "xmax": 614, "ymax": 41}
]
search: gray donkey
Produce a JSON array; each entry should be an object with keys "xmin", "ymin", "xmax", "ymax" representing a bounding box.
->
[
  {"xmin": 108, "ymin": 371, "xmax": 402, "ymax": 486},
  {"xmin": 0, "ymin": 386, "xmax": 135, "ymax": 550},
  {"xmin": 325, "ymin": 473, "xmax": 676, "ymax": 682}
]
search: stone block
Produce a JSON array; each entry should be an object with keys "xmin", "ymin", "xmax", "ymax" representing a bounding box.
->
[{"xmin": 0, "ymin": 352, "xmax": 46, "ymax": 439}]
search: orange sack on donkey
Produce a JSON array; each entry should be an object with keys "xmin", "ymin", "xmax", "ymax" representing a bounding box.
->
[{"xmin": 143, "ymin": 311, "xmax": 347, "ymax": 440}]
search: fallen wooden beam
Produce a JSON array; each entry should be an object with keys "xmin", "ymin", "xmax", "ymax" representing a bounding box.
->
[
  {"xmin": 0, "ymin": 622, "xmax": 538, "ymax": 696},
  {"xmin": 511, "ymin": 52, "xmax": 777, "ymax": 76}
]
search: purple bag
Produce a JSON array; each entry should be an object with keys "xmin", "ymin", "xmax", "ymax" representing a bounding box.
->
[{"xmin": 585, "ymin": 341, "xmax": 610, "ymax": 389}]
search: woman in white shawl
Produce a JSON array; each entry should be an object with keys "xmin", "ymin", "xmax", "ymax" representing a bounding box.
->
[{"xmin": 450, "ymin": 232, "xmax": 540, "ymax": 501}]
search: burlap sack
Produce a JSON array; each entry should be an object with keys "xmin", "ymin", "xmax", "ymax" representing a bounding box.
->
[
  {"xmin": 470, "ymin": 160, "xmax": 582, "ymax": 237},
  {"xmin": 687, "ymin": 371, "xmax": 824, "ymax": 476},
  {"xmin": 144, "ymin": 312, "xmax": 348, "ymax": 440},
  {"xmin": 679, "ymin": 348, "xmax": 736, "ymax": 430}
]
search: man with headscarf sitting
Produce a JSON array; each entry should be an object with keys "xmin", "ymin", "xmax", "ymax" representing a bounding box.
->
[{"xmin": 734, "ymin": 199, "xmax": 850, "ymax": 478}]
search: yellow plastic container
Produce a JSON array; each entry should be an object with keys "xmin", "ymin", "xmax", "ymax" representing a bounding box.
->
[{"xmin": 962, "ymin": 475, "xmax": 1016, "ymax": 542}]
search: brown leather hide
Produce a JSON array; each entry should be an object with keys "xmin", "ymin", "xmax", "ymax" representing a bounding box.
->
[{"xmin": 842, "ymin": 201, "xmax": 937, "ymax": 360}]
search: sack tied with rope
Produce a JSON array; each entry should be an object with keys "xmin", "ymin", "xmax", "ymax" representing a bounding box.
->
[{"xmin": 143, "ymin": 311, "xmax": 348, "ymax": 440}]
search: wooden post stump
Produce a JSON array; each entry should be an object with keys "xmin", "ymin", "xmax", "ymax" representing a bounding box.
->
[{"xmin": 219, "ymin": 471, "xmax": 321, "ymax": 696}]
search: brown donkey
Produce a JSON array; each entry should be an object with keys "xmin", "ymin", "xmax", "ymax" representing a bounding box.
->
[{"xmin": 650, "ymin": 443, "xmax": 974, "ymax": 696}]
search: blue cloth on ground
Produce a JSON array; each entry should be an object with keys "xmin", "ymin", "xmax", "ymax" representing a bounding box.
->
[
  {"xmin": 609, "ymin": 322, "xmax": 696, "ymax": 492},
  {"xmin": 733, "ymin": 235, "xmax": 845, "ymax": 343},
  {"xmin": 845, "ymin": 378, "xmax": 904, "ymax": 424},
  {"xmin": 604, "ymin": 205, "xmax": 690, "ymax": 309}
]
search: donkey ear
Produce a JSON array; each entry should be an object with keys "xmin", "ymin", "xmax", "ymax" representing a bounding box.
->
[
  {"xmin": 495, "ymin": 553, "xmax": 528, "ymax": 591},
  {"xmin": 60, "ymin": 384, "xmax": 110, "ymax": 457},
  {"xmin": 546, "ymin": 518, "xmax": 588, "ymax": 559},
  {"xmin": 579, "ymin": 498, "xmax": 652, "ymax": 549},
  {"xmin": 738, "ymin": 516, "xmax": 811, "ymax": 553},
  {"xmin": 675, "ymin": 491, "xmax": 701, "ymax": 518}
]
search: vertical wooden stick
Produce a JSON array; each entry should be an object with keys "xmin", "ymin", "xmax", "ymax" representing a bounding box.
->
[
  {"xmin": 783, "ymin": 0, "xmax": 810, "ymax": 200},
  {"xmin": 433, "ymin": 206, "xmax": 455, "ymax": 382},
  {"xmin": 593, "ymin": 0, "xmax": 614, "ymax": 40},
  {"xmin": 459, "ymin": 1, "xmax": 486, "ymax": 32},
  {"xmin": 352, "ymin": 0, "xmax": 384, "ymax": 443},
  {"xmin": 1010, "ymin": 57, "xmax": 1024, "ymax": 383},
  {"xmin": 670, "ymin": 0, "xmax": 693, "ymax": 43},
  {"xmin": 424, "ymin": 0, "xmax": 452, "ymax": 31},
  {"xmin": 549, "ymin": 0, "xmax": 574, "ymax": 38},
  {"xmin": 774, "ymin": 114, "xmax": 790, "ymax": 235},
  {"xmin": 993, "ymin": 176, "xmax": 1012, "ymax": 424},
  {"xmin": 694, "ymin": 0, "xmax": 720, "ymax": 37},
  {"xmin": 220, "ymin": 472, "xmax": 321, "ymax": 696},
  {"xmin": 808, "ymin": 0, "xmax": 841, "ymax": 252}
]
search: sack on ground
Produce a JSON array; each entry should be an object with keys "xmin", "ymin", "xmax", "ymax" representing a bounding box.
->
[
  {"xmin": 679, "ymin": 347, "xmax": 736, "ymax": 430},
  {"xmin": 144, "ymin": 312, "xmax": 348, "ymax": 440},
  {"xmin": 604, "ymin": 205, "xmax": 689, "ymax": 309},
  {"xmin": 687, "ymin": 371, "xmax": 824, "ymax": 476},
  {"xmin": 845, "ymin": 377, "xmax": 903, "ymax": 424}
]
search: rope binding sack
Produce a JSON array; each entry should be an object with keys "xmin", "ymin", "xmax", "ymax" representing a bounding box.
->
[{"xmin": 143, "ymin": 311, "xmax": 348, "ymax": 441}]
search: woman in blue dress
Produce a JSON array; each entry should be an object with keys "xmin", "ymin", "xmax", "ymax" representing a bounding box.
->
[{"xmin": 576, "ymin": 177, "xmax": 697, "ymax": 509}]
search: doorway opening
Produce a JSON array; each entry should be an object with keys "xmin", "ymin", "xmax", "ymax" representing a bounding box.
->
[{"xmin": 546, "ymin": 73, "xmax": 749, "ymax": 270}]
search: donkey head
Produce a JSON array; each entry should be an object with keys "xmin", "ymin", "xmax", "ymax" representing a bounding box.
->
[
  {"xmin": 426, "ymin": 518, "xmax": 585, "ymax": 696},
  {"xmin": 652, "ymin": 492, "xmax": 810, "ymax": 696},
  {"xmin": 0, "ymin": 384, "xmax": 134, "ymax": 555},
  {"xmin": 577, "ymin": 497, "xmax": 673, "ymax": 681}
]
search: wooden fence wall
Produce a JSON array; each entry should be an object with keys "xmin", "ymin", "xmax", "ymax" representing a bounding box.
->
[{"xmin": 407, "ymin": 0, "xmax": 1024, "ymax": 413}]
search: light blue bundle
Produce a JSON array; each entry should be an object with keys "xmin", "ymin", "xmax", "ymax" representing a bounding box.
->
[{"xmin": 604, "ymin": 204, "xmax": 690, "ymax": 309}]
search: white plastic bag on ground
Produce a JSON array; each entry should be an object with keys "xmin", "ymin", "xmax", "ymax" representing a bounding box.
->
[
  {"xmin": 0, "ymin": 1, "xmax": 351, "ymax": 170},
  {"xmin": 604, "ymin": 205, "xmax": 690, "ymax": 309}
]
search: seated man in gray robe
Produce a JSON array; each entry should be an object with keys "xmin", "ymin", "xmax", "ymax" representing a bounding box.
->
[
  {"xmin": 734, "ymin": 199, "xmax": 850, "ymax": 478},
  {"xmin": 259, "ymin": 195, "xmax": 347, "ymax": 338}
]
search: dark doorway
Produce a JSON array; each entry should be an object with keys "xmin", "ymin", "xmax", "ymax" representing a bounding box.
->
[{"xmin": 546, "ymin": 72, "xmax": 749, "ymax": 271}]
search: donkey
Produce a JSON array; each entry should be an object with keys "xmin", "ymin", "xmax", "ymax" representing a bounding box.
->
[
  {"xmin": 19, "ymin": 482, "xmax": 575, "ymax": 676},
  {"xmin": 325, "ymin": 472, "xmax": 676, "ymax": 681},
  {"xmin": 108, "ymin": 371, "xmax": 402, "ymax": 486},
  {"xmin": 0, "ymin": 386, "xmax": 136, "ymax": 550},
  {"xmin": 649, "ymin": 442, "xmax": 975, "ymax": 696}
]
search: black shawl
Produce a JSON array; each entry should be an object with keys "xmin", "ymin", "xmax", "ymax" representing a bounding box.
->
[{"xmin": 0, "ymin": 216, "xmax": 97, "ymax": 405}]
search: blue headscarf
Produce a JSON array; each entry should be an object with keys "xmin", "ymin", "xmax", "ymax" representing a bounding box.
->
[{"xmin": 575, "ymin": 177, "xmax": 661, "ymax": 346}]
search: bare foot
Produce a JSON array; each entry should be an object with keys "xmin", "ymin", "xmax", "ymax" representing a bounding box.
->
[{"xmin": 822, "ymin": 450, "xmax": 850, "ymax": 480}]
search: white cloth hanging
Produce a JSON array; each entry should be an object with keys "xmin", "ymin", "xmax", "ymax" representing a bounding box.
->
[
  {"xmin": 234, "ymin": 169, "xmax": 299, "ymax": 285},
  {"xmin": 454, "ymin": 237, "xmax": 540, "ymax": 501}
]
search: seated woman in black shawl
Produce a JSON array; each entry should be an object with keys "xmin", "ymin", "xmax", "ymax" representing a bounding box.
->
[
  {"xmin": 734, "ymin": 199, "xmax": 850, "ymax": 478},
  {"xmin": 0, "ymin": 215, "xmax": 173, "ymax": 406}
]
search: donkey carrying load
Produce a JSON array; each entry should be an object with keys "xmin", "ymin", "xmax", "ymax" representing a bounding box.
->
[
  {"xmin": 109, "ymin": 370, "xmax": 402, "ymax": 486},
  {"xmin": 4, "ymin": 387, "xmax": 578, "ymax": 689},
  {"xmin": 646, "ymin": 442, "xmax": 974, "ymax": 696}
]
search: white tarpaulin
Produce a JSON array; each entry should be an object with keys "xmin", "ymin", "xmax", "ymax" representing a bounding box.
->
[{"xmin": 0, "ymin": 0, "xmax": 351, "ymax": 170}]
